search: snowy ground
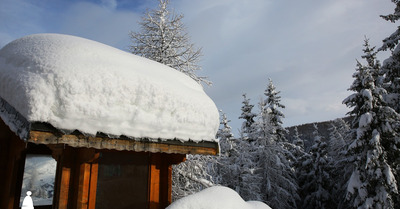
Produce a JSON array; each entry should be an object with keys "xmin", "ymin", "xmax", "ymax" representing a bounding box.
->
[{"xmin": 167, "ymin": 186, "xmax": 272, "ymax": 209}]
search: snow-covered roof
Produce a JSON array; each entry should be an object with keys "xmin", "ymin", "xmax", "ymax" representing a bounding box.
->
[{"xmin": 0, "ymin": 33, "xmax": 219, "ymax": 143}]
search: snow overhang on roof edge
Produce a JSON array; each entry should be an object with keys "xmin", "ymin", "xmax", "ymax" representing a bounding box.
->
[
  {"xmin": 0, "ymin": 97, "xmax": 219, "ymax": 155},
  {"xmin": 0, "ymin": 97, "xmax": 30, "ymax": 140}
]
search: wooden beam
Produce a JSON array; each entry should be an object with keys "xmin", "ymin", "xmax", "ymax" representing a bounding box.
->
[{"xmin": 29, "ymin": 130, "xmax": 218, "ymax": 155}]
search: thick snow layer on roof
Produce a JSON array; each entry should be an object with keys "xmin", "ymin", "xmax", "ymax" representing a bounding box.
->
[
  {"xmin": 0, "ymin": 33, "xmax": 219, "ymax": 142},
  {"xmin": 167, "ymin": 186, "xmax": 271, "ymax": 209}
]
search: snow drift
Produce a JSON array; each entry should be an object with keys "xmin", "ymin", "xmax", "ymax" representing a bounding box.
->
[
  {"xmin": 0, "ymin": 33, "xmax": 219, "ymax": 142},
  {"xmin": 167, "ymin": 186, "xmax": 271, "ymax": 209}
]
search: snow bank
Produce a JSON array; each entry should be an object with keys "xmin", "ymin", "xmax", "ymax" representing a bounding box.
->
[
  {"xmin": 167, "ymin": 186, "xmax": 272, "ymax": 209},
  {"xmin": 0, "ymin": 33, "xmax": 219, "ymax": 142}
]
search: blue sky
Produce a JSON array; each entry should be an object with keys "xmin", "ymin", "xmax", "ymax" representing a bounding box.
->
[{"xmin": 0, "ymin": 0, "xmax": 397, "ymax": 135}]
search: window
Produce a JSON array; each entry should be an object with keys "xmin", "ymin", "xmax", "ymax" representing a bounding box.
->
[{"xmin": 19, "ymin": 154, "xmax": 57, "ymax": 207}]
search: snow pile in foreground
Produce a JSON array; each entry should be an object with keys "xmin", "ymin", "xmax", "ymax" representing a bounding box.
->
[
  {"xmin": 167, "ymin": 186, "xmax": 272, "ymax": 209},
  {"xmin": 0, "ymin": 34, "xmax": 219, "ymax": 142}
]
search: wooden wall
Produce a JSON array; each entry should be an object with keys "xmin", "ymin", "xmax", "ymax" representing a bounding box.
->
[
  {"xmin": 0, "ymin": 119, "xmax": 26, "ymax": 209},
  {"xmin": 1, "ymin": 119, "xmax": 186, "ymax": 209}
]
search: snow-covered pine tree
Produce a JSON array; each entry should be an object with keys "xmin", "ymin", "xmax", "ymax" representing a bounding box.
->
[
  {"xmin": 379, "ymin": 0, "xmax": 400, "ymax": 113},
  {"xmin": 292, "ymin": 127, "xmax": 305, "ymax": 151},
  {"xmin": 379, "ymin": 3, "xmax": 400, "ymax": 205},
  {"xmin": 129, "ymin": 0, "xmax": 210, "ymax": 86},
  {"xmin": 249, "ymin": 79, "xmax": 298, "ymax": 208},
  {"xmin": 328, "ymin": 122, "xmax": 346, "ymax": 158},
  {"xmin": 298, "ymin": 124, "xmax": 333, "ymax": 209},
  {"xmin": 172, "ymin": 112, "xmax": 235, "ymax": 201},
  {"xmin": 252, "ymin": 98, "xmax": 273, "ymax": 146},
  {"xmin": 171, "ymin": 154, "xmax": 215, "ymax": 201},
  {"xmin": 233, "ymin": 131, "xmax": 264, "ymax": 202},
  {"xmin": 229, "ymin": 100, "xmax": 265, "ymax": 201},
  {"xmin": 290, "ymin": 127, "xmax": 306, "ymax": 171},
  {"xmin": 258, "ymin": 143, "xmax": 299, "ymax": 209},
  {"xmin": 217, "ymin": 111, "xmax": 235, "ymax": 157},
  {"xmin": 239, "ymin": 93, "xmax": 257, "ymax": 141},
  {"xmin": 286, "ymin": 127, "xmax": 306, "ymax": 173},
  {"xmin": 212, "ymin": 112, "xmax": 239, "ymax": 191},
  {"xmin": 327, "ymin": 120, "xmax": 353, "ymax": 209},
  {"xmin": 343, "ymin": 38, "xmax": 399, "ymax": 208},
  {"xmin": 264, "ymin": 78, "xmax": 287, "ymax": 143}
]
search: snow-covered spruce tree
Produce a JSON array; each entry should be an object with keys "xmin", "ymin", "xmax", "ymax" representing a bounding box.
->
[
  {"xmin": 298, "ymin": 124, "xmax": 333, "ymax": 209},
  {"xmin": 328, "ymin": 121, "xmax": 347, "ymax": 160},
  {"xmin": 211, "ymin": 112, "xmax": 239, "ymax": 191},
  {"xmin": 264, "ymin": 78, "xmax": 287, "ymax": 142},
  {"xmin": 379, "ymin": 0, "xmax": 400, "ymax": 113},
  {"xmin": 252, "ymin": 98, "xmax": 272, "ymax": 146},
  {"xmin": 217, "ymin": 111, "xmax": 235, "ymax": 157},
  {"xmin": 288, "ymin": 127, "xmax": 306, "ymax": 169},
  {"xmin": 292, "ymin": 127, "xmax": 305, "ymax": 151},
  {"xmin": 232, "ymin": 131, "xmax": 264, "ymax": 201},
  {"xmin": 327, "ymin": 120, "xmax": 353, "ymax": 209},
  {"xmin": 215, "ymin": 111, "xmax": 263, "ymax": 201},
  {"xmin": 239, "ymin": 93, "xmax": 257, "ymax": 142},
  {"xmin": 129, "ymin": 0, "xmax": 210, "ymax": 86},
  {"xmin": 171, "ymin": 154, "xmax": 215, "ymax": 201},
  {"xmin": 250, "ymin": 80, "xmax": 298, "ymax": 208},
  {"xmin": 343, "ymin": 39, "xmax": 399, "ymax": 208},
  {"xmin": 172, "ymin": 112, "xmax": 234, "ymax": 201},
  {"xmin": 230, "ymin": 105, "xmax": 264, "ymax": 201},
  {"xmin": 258, "ymin": 144, "xmax": 299, "ymax": 209},
  {"xmin": 379, "ymin": 3, "xmax": 400, "ymax": 204},
  {"xmin": 290, "ymin": 127, "xmax": 306, "ymax": 171}
]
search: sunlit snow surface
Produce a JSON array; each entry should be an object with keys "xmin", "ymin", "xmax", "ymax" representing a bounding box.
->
[
  {"xmin": 167, "ymin": 186, "xmax": 272, "ymax": 209},
  {"xmin": 0, "ymin": 33, "xmax": 219, "ymax": 142}
]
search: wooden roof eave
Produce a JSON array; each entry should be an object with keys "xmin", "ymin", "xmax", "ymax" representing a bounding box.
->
[{"xmin": 28, "ymin": 129, "xmax": 219, "ymax": 156}]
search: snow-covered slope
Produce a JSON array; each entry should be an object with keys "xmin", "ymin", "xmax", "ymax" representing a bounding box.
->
[
  {"xmin": 167, "ymin": 186, "xmax": 271, "ymax": 209},
  {"xmin": 0, "ymin": 34, "xmax": 219, "ymax": 142}
]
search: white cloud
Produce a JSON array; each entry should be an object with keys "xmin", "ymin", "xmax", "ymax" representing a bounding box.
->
[{"xmin": 100, "ymin": 0, "xmax": 118, "ymax": 10}]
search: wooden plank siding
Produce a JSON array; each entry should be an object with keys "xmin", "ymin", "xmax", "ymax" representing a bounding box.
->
[{"xmin": 1, "ymin": 119, "xmax": 213, "ymax": 209}]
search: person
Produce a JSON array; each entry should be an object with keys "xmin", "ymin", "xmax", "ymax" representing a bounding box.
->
[{"xmin": 21, "ymin": 191, "xmax": 34, "ymax": 209}]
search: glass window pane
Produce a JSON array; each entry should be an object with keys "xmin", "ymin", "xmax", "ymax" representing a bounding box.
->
[{"xmin": 19, "ymin": 154, "xmax": 57, "ymax": 206}]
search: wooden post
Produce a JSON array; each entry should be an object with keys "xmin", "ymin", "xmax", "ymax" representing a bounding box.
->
[
  {"xmin": 148, "ymin": 153, "xmax": 161, "ymax": 209},
  {"xmin": 88, "ymin": 161, "xmax": 98, "ymax": 209},
  {"xmin": 159, "ymin": 162, "xmax": 172, "ymax": 209},
  {"xmin": 51, "ymin": 145, "xmax": 75, "ymax": 209},
  {"xmin": 75, "ymin": 148, "xmax": 99, "ymax": 209},
  {"xmin": 77, "ymin": 163, "xmax": 91, "ymax": 209},
  {"xmin": 148, "ymin": 153, "xmax": 185, "ymax": 209}
]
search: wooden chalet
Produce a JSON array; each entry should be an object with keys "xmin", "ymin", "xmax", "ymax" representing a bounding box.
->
[
  {"xmin": 0, "ymin": 97, "xmax": 218, "ymax": 209},
  {"xmin": 0, "ymin": 34, "xmax": 219, "ymax": 209}
]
